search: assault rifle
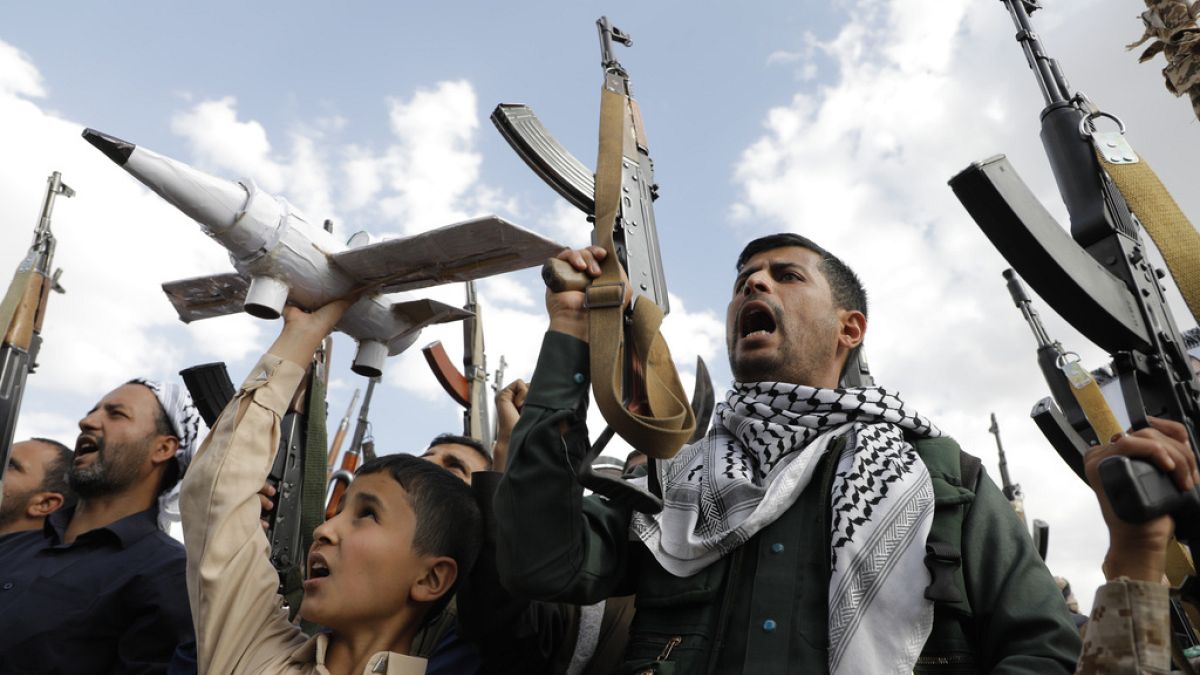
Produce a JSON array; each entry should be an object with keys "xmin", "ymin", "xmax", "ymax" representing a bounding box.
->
[
  {"xmin": 421, "ymin": 281, "xmax": 492, "ymax": 448},
  {"xmin": 990, "ymin": 412, "xmax": 1026, "ymax": 521},
  {"xmin": 0, "ymin": 172, "xmax": 72, "ymax": 506},
  {"xmin": 325, "ymin": 388, "xmax": 360, "ymax": 481},
  {"xmin": 989, "ymin": 410, "xmax": 1050, "ymax": 559},
  {"xmin": 326, "ymin": 376, "xmax": 376, "ymax": 519},
  {"xmin": 492, "ymin": 17, "xmax": 696, "ymax": 513},
  {"xmin": 180, "ymin": 342, "xmax": 330, "ymax": 607},
  {"xmin": 949, "ymin": 0, "xmax": 1200, "ymax": 538}
]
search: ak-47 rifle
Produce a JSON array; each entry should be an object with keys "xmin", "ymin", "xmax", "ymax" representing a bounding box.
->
[
  {"xmin": 989, "ymin": 412, "xmax": 1026, "ymax": 523},
  {"xmin": 421, "ymin": 280, "xmax": 492, "ymax": 448},
  {"xmin": 989, "ymin": 409, "xmax": 1050, "ymax": 560},
  {"xmin": 0, "ymin": 172, "xmax": 72, "ymax": 506},
  {"xmin": 270, "ymin": 337, "xmax": 330, "ymax": 610},
  {"xmin": 492, "ymin": 17, "xmax": 695, "ymax": 514},
  {"xmin": 1004, "ymin": 270, "xmax": 1195, "ymax": 654},
  {"xmin": 950, "ymin": 0, "xmax": 1200, "ymax": 536},
  {"xmin": 326, "ymin": 376, "xmax": 376, "ymax": 519}
]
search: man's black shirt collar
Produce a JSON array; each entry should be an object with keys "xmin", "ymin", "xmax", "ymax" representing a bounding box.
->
[{"xmin": 44, "ymin": 504, "xmax": 161, "ymax": 549}]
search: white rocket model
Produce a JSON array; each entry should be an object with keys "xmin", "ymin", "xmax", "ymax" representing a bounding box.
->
[{"xmin": 83, "ymin": 128, "xmax": 563, "ymax": 378}]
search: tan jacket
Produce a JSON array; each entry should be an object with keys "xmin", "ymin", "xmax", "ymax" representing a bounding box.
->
[
  {"xmin": 180, "ymin": 354, "xmax": 425, "ymax": 675},
  {"xmin": 1077, "ymin": 578, "xmax": 1170, "ymax": 675}
]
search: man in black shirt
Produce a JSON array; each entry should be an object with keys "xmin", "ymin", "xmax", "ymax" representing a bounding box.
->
[{"xmin": 0, "ymin": 379, "xmax": 197, "ymax": 674}]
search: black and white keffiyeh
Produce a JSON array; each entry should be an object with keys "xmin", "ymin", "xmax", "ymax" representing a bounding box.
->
[
  {"xmin": 630, "ymin": 382, "xmax": 941, "ymax": 675},
  {"xmin": 129, "ymin": 377, "xmax": 203, "ymax": 532}
]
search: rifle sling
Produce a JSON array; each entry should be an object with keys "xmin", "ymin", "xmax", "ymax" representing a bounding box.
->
[
  {"xmin": 1096, "ymin": 146, "xmax": 1200, "ymax": 321},
  {"xmin": 281, "ymin": 374, "xmax": 329, "ymax": 616},
  {"xmin": 587, "ymin": 86, "xmax": 694, "ymax": 460}
]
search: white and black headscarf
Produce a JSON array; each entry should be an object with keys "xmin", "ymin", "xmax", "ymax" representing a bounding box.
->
[
  {"xmin": 631, "ymin": 381, "xmax": 940, "ymax": 675},
  {"xmin": 129, "ymin": 378, "xmax": 202, "ymax": 532}
]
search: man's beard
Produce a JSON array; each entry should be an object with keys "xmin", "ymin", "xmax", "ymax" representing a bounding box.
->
[{"xmin": 68, "ymin": 436, "xmax": 148, "ymax": 499}]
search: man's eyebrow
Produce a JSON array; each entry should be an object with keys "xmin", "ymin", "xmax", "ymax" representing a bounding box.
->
[
  {"xmin": 8, "ymin": 457, "xmax": 22, "ymax": 472},
  {"xmin": 733, "ymin": 262, "xmax": 762, "ymax": 288},
  {"xmin": 103, "ymin": 402, "xmax": 130, "ymax": 414}
]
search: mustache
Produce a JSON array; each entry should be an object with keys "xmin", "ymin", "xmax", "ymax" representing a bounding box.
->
[{"xmin": 733, "ymin": 295, "xmax": 784, "ymax": 331}]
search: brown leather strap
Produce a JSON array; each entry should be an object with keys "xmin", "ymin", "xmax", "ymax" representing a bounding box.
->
[{"xmin": 585, "ymin": 87, "xmax": 694, "ymax": 459}]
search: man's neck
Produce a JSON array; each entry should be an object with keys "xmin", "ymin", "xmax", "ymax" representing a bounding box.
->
[
  {"xmin": 64, "ymin": 490, "xmax": 155, "ymax": 544},
  {"xmin": 0, "ymin": 517, "xmax": 44, "ymax": 538}
]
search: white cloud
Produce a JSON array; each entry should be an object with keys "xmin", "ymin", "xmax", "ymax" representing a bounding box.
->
[
  {"xmin": 169, "ymin": 97, "xmax": 335, "ymax": 224},
  {"xmin": 480, "ymin": 276, "xmax": 536, "ymax": 308},
  {"xmin": 0, "ymin": 41, "xmax": 44, "ymax": 98},
  {"xmin": 0, "ymin": 51, "xmax": 239, "ymax": 401},
  {"xmin": 537, "ymin": 200, "xmax": 593, "ymax": 249}
]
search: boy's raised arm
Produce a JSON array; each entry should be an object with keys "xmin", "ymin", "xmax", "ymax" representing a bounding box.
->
[{"xmin": 180, "ymin": 300, "xmax": 350, "ymax": 674}]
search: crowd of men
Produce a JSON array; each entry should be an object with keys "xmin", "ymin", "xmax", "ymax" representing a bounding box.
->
[{"xmin": 0, "ymin": 234, "xmax": 1191, "ymax": 674}]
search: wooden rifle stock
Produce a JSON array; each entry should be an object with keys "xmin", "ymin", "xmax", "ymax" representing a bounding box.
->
[
  {"xmin": 324, "ymin": 388, "xmax": 359, "ymax": 481},
  {"xmin": 325, "ymin": 376, "xmax": 377, "ymax": 519}
]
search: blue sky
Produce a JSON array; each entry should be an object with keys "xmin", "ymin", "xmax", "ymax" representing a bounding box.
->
[{"xmin": 3, "ymin": 0, "xmax": 1197, "ymax": 609}]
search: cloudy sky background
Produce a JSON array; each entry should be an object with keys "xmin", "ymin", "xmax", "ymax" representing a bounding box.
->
[{"xmin": 3, "ymin": 0, "xmax": 1198, "ymax": 611}]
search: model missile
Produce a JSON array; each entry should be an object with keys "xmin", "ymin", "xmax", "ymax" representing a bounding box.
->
[{"xmin": 82, "ymin": 128, "xmax": 563, "ymax": 378}]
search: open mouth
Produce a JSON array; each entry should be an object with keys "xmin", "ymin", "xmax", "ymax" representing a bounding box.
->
[
  {"xmin": 739, "ymin": 303, "xmax": 778, "ymax": 339},
  {"xmin": 75, "ymin": 435, "xmax": 101, "ymax": 456},
  {"xmin": 308, "ymin": 553, "xmax": 331, "ymax": 579}
]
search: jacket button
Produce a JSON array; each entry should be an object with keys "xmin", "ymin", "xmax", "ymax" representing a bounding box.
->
[
  {"xmin": 770, "ymin": 543, "xmax": 784, "ymax": 554},
  {"xmin": 573, "ymin": 372, "xmax": 586, "ymax": 384},
  {"xmin": 1, "ymin": 582, "xmax": 12, "ymax": 590},
  {"xmin": 762, "ymin": 619, "xmax": 777, "ymax": 632}
]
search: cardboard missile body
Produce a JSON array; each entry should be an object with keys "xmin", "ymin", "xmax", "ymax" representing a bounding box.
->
[{"xmin": 83, "ymin": 129, "xmax": 563, "ymax": 377}]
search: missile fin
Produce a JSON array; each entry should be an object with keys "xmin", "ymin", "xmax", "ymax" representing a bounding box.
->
[
  {"xmin": 162, "ymin": 273, "xmax": 250, "ymax": 323},
  {"xmin": 389, "ymin": 299, "xmax": 473, "ymax": 338},
  {"xmin": 329, "ymin": 216, "xmax": 564, "ymax": 293}
]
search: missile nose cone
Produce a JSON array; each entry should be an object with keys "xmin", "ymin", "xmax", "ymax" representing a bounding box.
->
[{"xmin": 82, "ymin": 128, "xmax": 135, "ymax": 166}]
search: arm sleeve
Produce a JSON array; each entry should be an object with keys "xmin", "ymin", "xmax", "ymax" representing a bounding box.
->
[
  {"xmin": 456, "ymin": 470, "xmax": 572, "ymax": 674},
  {"xmin": 494, "ymin": 331, "xmax": 633, "ymax": 606},
  {"xmin": 179, "ymin": 353, "xmax": 309, "ymax": 675},
  {"xmin": 1074, "ymin": 579, "xmax": 1171, "ymax": 675},
  {"xmin": 963, "ymin": 470, "xmax": 1083, "ymax": 674}
]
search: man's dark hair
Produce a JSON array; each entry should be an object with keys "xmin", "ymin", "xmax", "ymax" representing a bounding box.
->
[
  {"xmin": 427, "ymin": 433, "xmax": 493, "ymax": 471},
  {"xmin": 355, "ymin": 454, "xmax": 483, "ymax": 621},
  {"xmin": 736, "ymin": 233, "xmax": 868, "ymax": 318},
  {"xmin": 31, "ymin": 437, "xmax": 76, "ymax": 510}
]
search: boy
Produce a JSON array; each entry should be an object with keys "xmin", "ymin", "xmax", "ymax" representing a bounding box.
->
[{"xmin": 180, "ymin": 299, "xmax": 482, "ymax": 675}]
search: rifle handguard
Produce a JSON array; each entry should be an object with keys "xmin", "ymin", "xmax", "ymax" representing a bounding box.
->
[{"xmin": 542, "ymin": 258, "xmax": 590, "ymax": 293}]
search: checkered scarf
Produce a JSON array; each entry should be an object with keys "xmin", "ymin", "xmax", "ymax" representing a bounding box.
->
[
  {"xmin": 631, "ymin": 382, "xmax": 939, "ymax": 675},
  {"xmin": 129, "ymin": 378, "xmax": 203, "ymax": 532}
]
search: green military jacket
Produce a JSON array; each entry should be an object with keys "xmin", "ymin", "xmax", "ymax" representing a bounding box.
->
[{"xmin": 495, "ymin": 332, "xmax": 1081, "ymax": 674}]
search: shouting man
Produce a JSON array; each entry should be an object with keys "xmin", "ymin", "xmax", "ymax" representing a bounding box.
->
[{"xmin": 495, "ymin": 235, "xmax": 1083, "ymax": 674}]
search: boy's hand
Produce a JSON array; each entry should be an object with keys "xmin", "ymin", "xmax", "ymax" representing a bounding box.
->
[{"xmin": 267, "ymin": 297, "xmax": 356, "ymax": 368}]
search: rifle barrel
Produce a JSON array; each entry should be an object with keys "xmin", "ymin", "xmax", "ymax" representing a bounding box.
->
[{"xmin": 1001, "ymin": 0, "xmax": 1071, "ymax": 106}]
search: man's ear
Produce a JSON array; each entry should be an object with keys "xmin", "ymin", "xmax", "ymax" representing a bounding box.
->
[
  {"xmin": 150, "ymin": 436, "xmax": 180, "ymax": 467},
  {"xmin": 27, "ymin": 492, "xmax": 64, "ymax": 518},
  {"xmin": 838, "ymin": 309, "xmax": 866, "ymax": 349},
  {"xmin": 410, "ymin": 556, "xmax": 458, "ymax": 605}
]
